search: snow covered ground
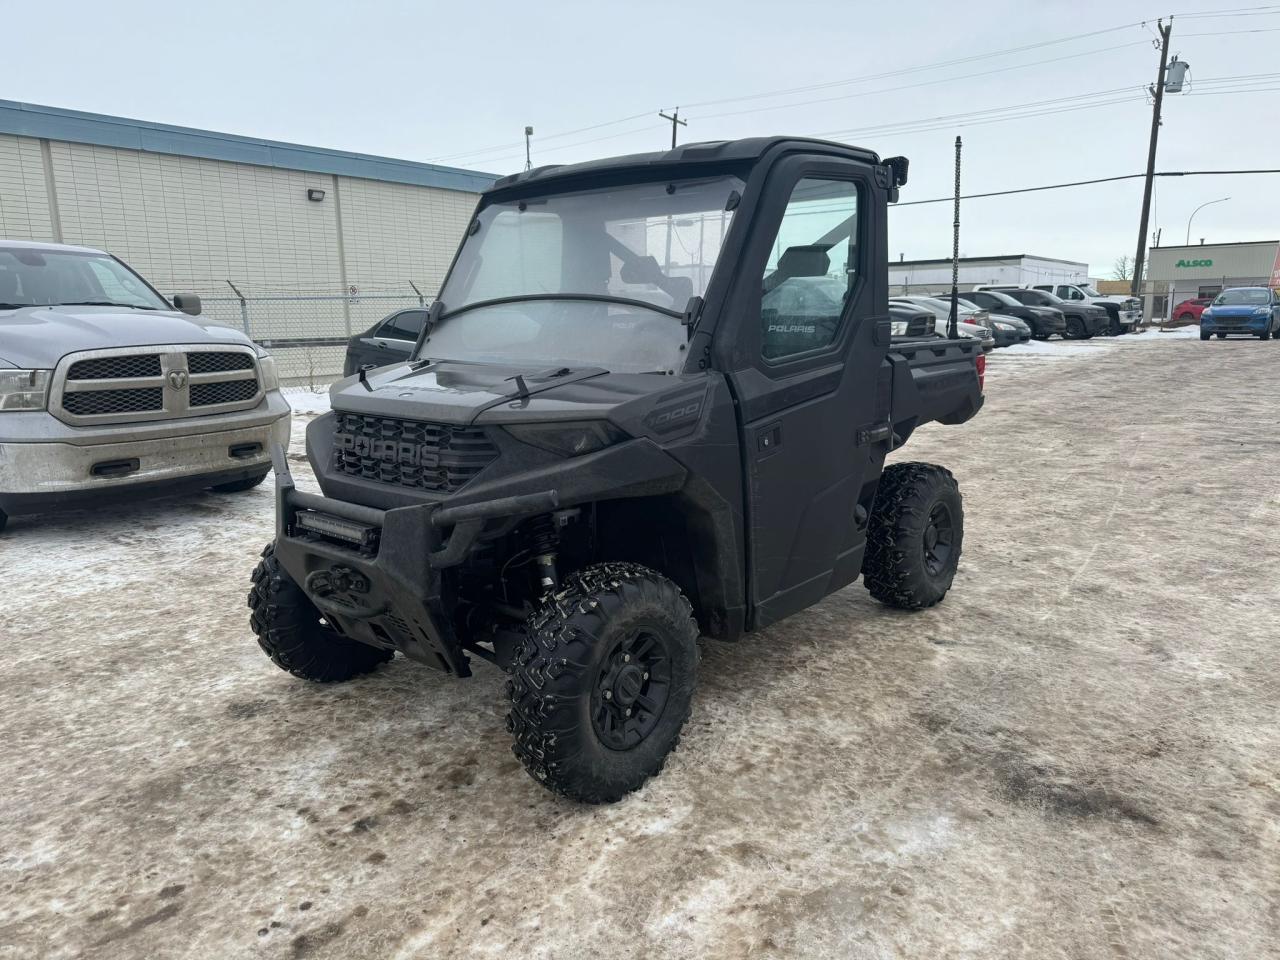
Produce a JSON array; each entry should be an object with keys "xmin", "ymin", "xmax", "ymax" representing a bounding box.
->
[{"xmin": 4, "ymin": 331, "xmax": 1278, "ymax": 960}]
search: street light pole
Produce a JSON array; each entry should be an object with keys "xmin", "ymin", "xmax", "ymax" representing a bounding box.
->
[{"xmin": 1185, "ymin": 197, "xmax": 1229, "ymax": 246}]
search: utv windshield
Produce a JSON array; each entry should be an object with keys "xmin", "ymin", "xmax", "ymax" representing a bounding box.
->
[
  {"xmin": 0, "ymin": 246, "xmax": 168, "ymax": 311},
  {"xmin": 424, "ymin": 175, "xmax": 743, "ymax": 374},
  {"xmin": 1213, "ymin": 288, "xmax": 1269, "ymax": 306}
]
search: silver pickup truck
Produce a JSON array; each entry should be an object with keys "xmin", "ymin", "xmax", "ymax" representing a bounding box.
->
[{"xmin": 0, "ymin": 240, "xmax": 290, "ymax": 531}]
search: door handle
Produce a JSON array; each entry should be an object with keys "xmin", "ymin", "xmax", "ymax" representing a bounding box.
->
[{"xmin": 375, "ymin": 341, "xmax": 388, "ymax": 349}]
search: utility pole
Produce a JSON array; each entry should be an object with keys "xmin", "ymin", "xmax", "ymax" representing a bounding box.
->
[
  {"xmin": 524, "ymin": 126, "xmax": 534, "ymax": 171},
  {"xmin": 1130, "ymin": 18, "xmax": 1173, "ymax": 302},
  {"xmin": 948, "ymin": 136, "xmax": 962, "ymax": 339},
  {"xmin": 658, "ymin": 109, "xmax": 687, "ymax": 149}
]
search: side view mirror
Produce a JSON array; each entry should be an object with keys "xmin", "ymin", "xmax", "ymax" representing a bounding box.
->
[{"xmin": 172, "ymin": 294, "xmax": 202, "ymax": 316}]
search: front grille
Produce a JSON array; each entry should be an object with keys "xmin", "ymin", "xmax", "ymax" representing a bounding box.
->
[
  {"xmin": 191, "ymin": 379, "xmax": 259, "ymax": 407},
  {"xmin": 63, "ymin": 387, "xmax": 164, "ymax": 416},
  {"xmin": 332, "ymin": 413, "xmax": 498, "ymax": 492},
  {"xmin": 67, "ymin": 355, "xmax": 162, "ymax": 380},
  {"xmin": 188, "ymin": 351, "xmax": 255, "ymax": 374}
]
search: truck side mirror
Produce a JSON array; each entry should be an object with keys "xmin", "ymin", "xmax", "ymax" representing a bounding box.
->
[
  {"xmin": 885, "ymin": 156, "xmax": 909, "ymax": 187},
  {"xmin": 173, "ymin": 294, "xmax": 202, "ymax": 316}
]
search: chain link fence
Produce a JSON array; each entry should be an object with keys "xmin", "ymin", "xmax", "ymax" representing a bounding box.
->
[{"xmin": 188, "ymin": 281, "xmax": 428, "ymax": 387}]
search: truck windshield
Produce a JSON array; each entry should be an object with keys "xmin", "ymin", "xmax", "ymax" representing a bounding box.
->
[
  {"xmin": 1078, "ymin": 284, "xmax": 1103, "ymax": 297},
  {"xmin": 1213, "ymin": 288, "xmax": 1269, "ymax": 306},
  {"xmin": 0, "ymin": 247, "xmax": 168, "ymax": 310},
  {"xmin": 425, "ymin": 175, "xmax": 743, "ymax": 374}
]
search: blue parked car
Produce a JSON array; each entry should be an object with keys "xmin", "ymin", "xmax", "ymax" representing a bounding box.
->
[{"xmin": 1199, "ymin": 287, "xmax": 1280, "ymax": 340}]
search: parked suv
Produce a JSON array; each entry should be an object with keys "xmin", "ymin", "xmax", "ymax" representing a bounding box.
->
[
  {"xmin": 0, "ymin": 240, "xmax": 289, "ymax": 532},
  {"xmin": 344, "ymin": 307, "xmax": 428, "ymax": 375},
  {"xmin": 976, "ymin": 286, "xmax": 1108, "ymax": 339},
  {"xmin": 1198, "ymin": 287, "xmax": 1280, "ymax": 340},
  {"xmin": 1171, "ymin": 297, "xmax": 1212, "ymax": 326},
  {"xmin": 963, "ymin": 288, "xmax": 1066, "ymax": 340},
  {"xmin": 1030, "ymin": 283, "xmax": 1142, "ymax": 335}
]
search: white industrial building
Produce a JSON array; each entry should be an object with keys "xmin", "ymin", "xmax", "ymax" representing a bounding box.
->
[
  {"xmin": 0, "ymin": 100, "xmax": 496, "ymax": 380},
  {"xmin": 1145, "ymin": 240, "xmax": 1280, "ymax": 319},
  {"xmin": 889, "ymin": 253, "xmax": 1090, "ymax": 295}
]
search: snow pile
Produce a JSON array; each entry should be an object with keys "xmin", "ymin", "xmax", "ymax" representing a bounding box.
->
[{"xmin": 282, "ymin": 386, "xmax": 332, "ymax": 414}]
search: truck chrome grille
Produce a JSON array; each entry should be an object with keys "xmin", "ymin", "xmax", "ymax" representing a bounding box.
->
[
  {"xmin": 63, "ymin": 387, "xmax": 164, "ymax": 416},
  {"xmin": 67, "ymin": 355, "xmax": 163, "ymax": 380},
  {"xmin": 331, "ymin": 413, "xmax": 498, "ymax": 493},
  {"xmin": 49, "ymin": 345, "xmax": 263, "ymax": 426},
  {"xmin": 188, "ymin": 351, "xmax": 255, "ymax": 374},
  {"xmin": 191, "ymin": 378, "xmax": 259, "ymax": 407}
]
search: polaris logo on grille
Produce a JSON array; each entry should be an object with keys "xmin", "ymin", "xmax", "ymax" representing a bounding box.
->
[{"xmin": 336, "ymin": 432, "xmax": 441, "ymax": 467}]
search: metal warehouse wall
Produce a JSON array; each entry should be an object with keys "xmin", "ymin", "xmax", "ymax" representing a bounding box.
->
[
  {"xmin": 1145, "ymin": 241, "xmax": 1280, "ymax": 319},
  {"xmin": 0, "ymin": 131, "xmax": 483, "ymax": 382}
]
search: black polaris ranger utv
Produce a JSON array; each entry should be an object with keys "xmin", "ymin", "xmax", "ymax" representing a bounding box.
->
[{"xmin": 248, "ymin": 137, "xmax": 984, "ymax": 803}]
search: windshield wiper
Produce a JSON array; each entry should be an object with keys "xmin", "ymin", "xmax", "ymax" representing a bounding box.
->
[
  {"xmin": 439, "ymin": 293, "xmax": 684, "ymax": 323},
  {"xmin": 57, "ymin": 301, "xmax": 158, "ymax": 310},
  {"xmin": 0, "ymin": 303, "xmax": 26, "ymax": 310}
]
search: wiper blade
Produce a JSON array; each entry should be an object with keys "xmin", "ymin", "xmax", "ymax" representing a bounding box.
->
[
  {"xmin": 0, "ymin": 303, "xmax": 26, "ymax": 309},
  {"xmin": 57, "ymin": 301, "xmax": 158, "ymax": 310}
]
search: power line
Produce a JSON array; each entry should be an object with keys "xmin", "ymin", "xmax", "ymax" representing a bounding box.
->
[{"xmin": 893, "ymin": 169, "xmax": 1280, "ymax": 208}]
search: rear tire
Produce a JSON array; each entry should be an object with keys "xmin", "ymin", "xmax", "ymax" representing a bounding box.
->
[
  {"xmin": 213, "ymin": 470, "xmax": 269, "ymax": 493},
  {"xmin": 507, "ymin": 562, "xmax": 699, "ymax": 804},
  {"xmin": 863, "ymin": 462, "xmax": 963, "ymax": 611},
  {"xmin": 1179, "ymin": 312, "xmax": 1196, "ymax": 324},
  {"xmin": 247, "ymin": 542, "xmax": 393, "ymax": 682}
]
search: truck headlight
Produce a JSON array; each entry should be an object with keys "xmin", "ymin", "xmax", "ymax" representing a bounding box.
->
[
  {"xmin": 506, "ymin": 421, "xmax": 628, "ymax": 457},
  {"xmin": 0, "ymin": 369, "xmax": 50, "ymax": 411},
  {"xmin": 256, "ymin": 353, "xmax": 281, "ymax": 392}
]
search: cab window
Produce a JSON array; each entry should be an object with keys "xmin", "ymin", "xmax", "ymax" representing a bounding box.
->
[{"xmin": 760, "ymin": 178, "xmax": 860, "ymax": 360}]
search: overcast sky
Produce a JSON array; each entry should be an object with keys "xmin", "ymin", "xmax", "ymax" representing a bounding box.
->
[{"xmin": 6, "ymin": 0, "xmax": 1277, "ymax": 277}]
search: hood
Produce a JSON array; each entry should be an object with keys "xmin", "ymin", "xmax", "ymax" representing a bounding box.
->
[
  {"xmin": 1027, "ymin": 306, "xmax": 1063, "ymax": 318},
  {"xmin": 329, "ymin": 358, "xmax": 678, "ymax": 426},
  {"xmin": 0, "ymin": 305, "xmax": 253, "ymax": 368}
]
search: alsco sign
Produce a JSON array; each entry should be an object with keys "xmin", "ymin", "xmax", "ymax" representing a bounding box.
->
[{"xmin": 1175, "ymin": 258, "xmax": 1214, "ymax": 268}]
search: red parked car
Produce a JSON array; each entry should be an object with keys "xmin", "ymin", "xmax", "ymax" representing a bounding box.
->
[{"xmin": 1170, "ymin": 297, "xmax": 1212, "ymax": 326}]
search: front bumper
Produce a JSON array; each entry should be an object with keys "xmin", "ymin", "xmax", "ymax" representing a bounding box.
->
[
  {"xmin": 1202, "ymin": 316, "xmax": 1267, "ymax": 335},
  {"xmin": 0, "ymin": 408, "xmax": 289, "ymax": 513},
  {"xmin": 270, "ymin": 446, "xmax": 562, "ymax": 677}
]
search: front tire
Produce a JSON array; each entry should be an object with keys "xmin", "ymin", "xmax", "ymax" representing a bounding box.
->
[
  {"xmin": 1200, "ymin": 329, "xmax": 1211, "ymax": 341},
  {"xmin": 507, "ymin": 562, "xmax": 699, "ymax": 804},
  {"xmin": 213, "ymin": 470, "xmax": 270, "ymax": 493},
  {"xmin": 247, "ymin": 543, "xmax": 393, "ymax": 682},
  {"xmin": 1260, "ymin": 328, "xmax": 1272, "ymax": 341},
  {"xmin": 863, "ymin": 463, "xmax": 963, "ymax": 611},
  {"xmin": 1065, "ymin": 317, "xmax": 1086, "ymax": 340}
]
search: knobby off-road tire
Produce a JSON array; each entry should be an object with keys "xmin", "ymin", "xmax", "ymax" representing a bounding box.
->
[
  {"xmin": 507, "ymin": 562, "xmax": 699, "ymax": 804},
  {"xmin": 247, "ymin": 542, "xmax": 393, "ymax": 682},
  {"xmin": 213, "ymin": 470, "xmax": 270, "ymax": 493},
  {"xmin": 862, "ymin": 462, "xmax": 964, "ymax": 611}
]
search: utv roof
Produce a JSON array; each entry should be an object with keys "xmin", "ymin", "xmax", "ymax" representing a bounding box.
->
[{"xmin": 491, "ymin": 137, "xmax": 883, "ymax": 191}]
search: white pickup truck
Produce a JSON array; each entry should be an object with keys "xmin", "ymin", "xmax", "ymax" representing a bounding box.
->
[
  {"xmin": 0, "ymin": 240, "xmax": 290, "ymax": 532},
  {"xmin": 1028, "ymin": 282, "xmax": 1142, "ymax": 334}
]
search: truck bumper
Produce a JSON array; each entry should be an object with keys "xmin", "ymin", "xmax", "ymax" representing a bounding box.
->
[{"xmin": 0, "ymin": 409, "xmax": 290, "ymax": 514}]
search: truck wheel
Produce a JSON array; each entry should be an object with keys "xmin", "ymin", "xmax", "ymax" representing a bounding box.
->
[
  {"xmin": 1065, "ymin": 317, "xmax": 1085, "ymax": 339},
  {"xmin": 862, "ymin": 462, "xmax": 963, "ymax": 611},
  {"xmin": 247, "ymin": 542, "xmax": 393, "ymax": 682},
  {"xmin": 213, "ymin": 470, "xmax": 270, "ymax": 493},
  {"xmin": 507, "ymin": 562, "xmax": 699, "ymax": 804}
]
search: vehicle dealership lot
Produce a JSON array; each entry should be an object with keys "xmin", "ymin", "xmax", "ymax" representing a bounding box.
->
[{"xmin": 2, "ymin": 334, "xmax": 1277, "ymax": 960}]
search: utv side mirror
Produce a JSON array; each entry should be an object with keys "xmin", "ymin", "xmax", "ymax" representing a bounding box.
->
[
  {"xmin": 885, "ymin": 156, "xmax": 909, "ymax": 187},
  {"xmin": 172, "ymin": 294, "xmax": 202, "ymax": 316}
]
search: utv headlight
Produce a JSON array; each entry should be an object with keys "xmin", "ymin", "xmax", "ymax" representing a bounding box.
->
[
  {"xmin": 250, "ymin": 348, "xmax": 279, "ymax": 391},
  {"xmin": 506, "ymin": 421, "xmax": 628, "ymax": 457},
  {"xmin": 0, "ymin": 369, "xmax": 50, "ymax": 410}
]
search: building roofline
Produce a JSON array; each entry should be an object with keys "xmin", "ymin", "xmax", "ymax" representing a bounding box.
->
[
  {"xmin": 0, "ymin": 99, "xmax": 499, "ymax": 195},
  {"xmin": 891, "ymin": 253, "xmax": 1087, "ymax": 268},
  {"xmin": 1150, "ymin": 240, "xmax": 1279, "ymax": 252}
]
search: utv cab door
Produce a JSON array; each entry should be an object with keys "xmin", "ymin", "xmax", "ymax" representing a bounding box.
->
[{"xmin": 720, "ymin": 159, "xmax": 891, "ymax": 629}]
